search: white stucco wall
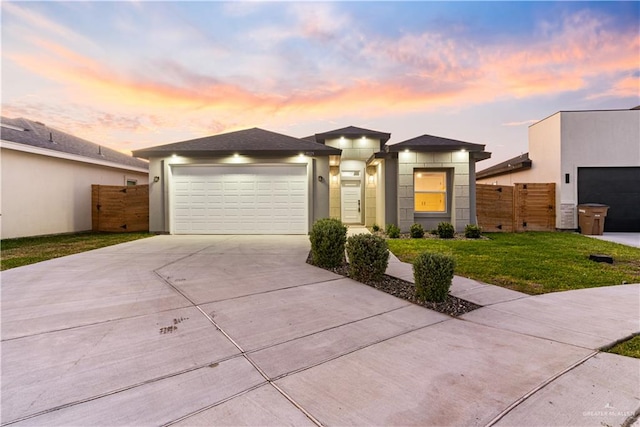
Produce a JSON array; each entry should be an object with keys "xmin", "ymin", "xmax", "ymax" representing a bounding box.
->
[
  {"xmin": 477, "ymin": 109, "xmax": 640, "ymax": 229},
  {"xmin": 1, "ymin": 148, "xmax": 148, "ymax": 239}
]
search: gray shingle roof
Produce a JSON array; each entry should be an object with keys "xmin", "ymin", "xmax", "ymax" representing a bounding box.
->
[
  {"xmin": 132, "ymin": 127, "xmax": 341, "ymax": 158},
  {"xmin": 387, "ymin": 134, "xmax": 486, "ymax": 152},
  {"xmin": 313, "ymin": 126, "xmax": 391, "ymax": 144},
  {"xmin": 1, "ymin": 117, "xmax": 148, "ymax": 170},
  {"xmin": 476, "ymin": 153, "xmax": 531, "ymax": 180}
]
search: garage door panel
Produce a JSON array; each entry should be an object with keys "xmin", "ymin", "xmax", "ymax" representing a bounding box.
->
[
  {"xmin": 172, "ymin": 165, "xmax": 308, "ymax": 234},
  {"xmin": 578, "ymin": 167, "xmax": 640, "ymax": 232}
]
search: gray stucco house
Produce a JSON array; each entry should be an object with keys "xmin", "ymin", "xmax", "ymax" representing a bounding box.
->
[{"xmin": 132, "ymin": 126, "xmax": 490, "ymax": 234}]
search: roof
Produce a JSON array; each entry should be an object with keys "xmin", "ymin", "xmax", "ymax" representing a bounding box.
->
[
  {"xmin": 387, "ymin": 134, "xmax": 486, "ymax": 152},
  {"xmin": 313, "ymin": 126, "xmax": 391, "ymax": 144},
  {"xmin": 1, "ymin": 117, "xmax": 148, "ymax": 170},
  {"xmin": 476, "ymin": 153, "xmax": 532, "ymax": 180},
  {"xmin": 132, "ymin": 127, "xmax": 341, "ymax": 159}
]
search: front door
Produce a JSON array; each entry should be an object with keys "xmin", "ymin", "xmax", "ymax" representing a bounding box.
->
[{"xmin": 341, "ymin": 181, "xmax": 361, "ymax": 223}]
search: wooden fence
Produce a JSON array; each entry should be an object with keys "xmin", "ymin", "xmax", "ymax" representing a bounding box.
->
[
  {"xmin": 92, "ymin": 184, "xmax": 149, "ymax": 232},
  {"xmin": 477, "ymin": 183, "xmax": 556, "ymax": 232}
]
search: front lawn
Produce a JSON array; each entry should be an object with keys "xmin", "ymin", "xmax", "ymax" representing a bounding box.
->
[
  {"xmin": 387, "ymin": 232, "xmax": 640, "ymax": 294},
  {"xmin": 1, "ymin": 232, "xmax": 154, "ymax": 270},
  {"xmin": 606, "ymin": 335, "xmax": 640, "ymax": 359}
]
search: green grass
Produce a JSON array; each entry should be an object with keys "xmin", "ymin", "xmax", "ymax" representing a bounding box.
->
[
  {"xmin": 606, "ymin": 336, "xmax": 640, "ymax": 359},
  {"xmin": 1, "ymin": 232, "xmax": 154, "ymax": 270},
  {"xmin": 387, "ymin": 232, "xmax": 640, "ymax": 294}
]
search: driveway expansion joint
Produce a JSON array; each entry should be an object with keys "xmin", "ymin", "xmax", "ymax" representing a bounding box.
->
[
  {"xmin": 152, "ymin": 270, "xmax": 325, "ymax": 427},
  {"xmin": 484, "ymin": 351, "xmax": 599, "ymax": 427}
]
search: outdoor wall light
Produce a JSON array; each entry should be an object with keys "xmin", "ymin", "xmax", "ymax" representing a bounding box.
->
[{"xmin": 153, "ymin": 176, "xmax": 160, "ymax": 183}]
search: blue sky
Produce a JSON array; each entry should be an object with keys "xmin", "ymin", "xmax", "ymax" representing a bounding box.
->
[{"xmin": 2, "ymin": 1, "xmax": 638, "ymax": 166}]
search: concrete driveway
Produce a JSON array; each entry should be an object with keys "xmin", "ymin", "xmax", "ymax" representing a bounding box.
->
[{"xmin": 1, "ymin": 235, "xmax": 638, "ymax": 426}]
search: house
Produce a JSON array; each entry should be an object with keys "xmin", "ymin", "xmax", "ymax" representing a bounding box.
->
[
  {"xmin": 1, "ymin": 117, "xmax": 149, "ymax": 239},
  {"xmin": 477, "ymin": 107, "xmax": 640, "ymax": 232},
  {"xmin": 132, "ymin": 126, "xmax": 490, "ymax": 234}
]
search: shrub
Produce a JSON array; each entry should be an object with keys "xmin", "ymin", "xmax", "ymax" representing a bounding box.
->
[
  {"xmin": 372, "ymin": 223, "xmax": 380, "ymax": 232},
  {"xmin": 413, "ymin": 252, "xmax": 455, "ymax": 303},
  {"xmin": 309, "ymin": 218, "xmax": 347, "ymax": 268},
  {"xmin": 385, "ymin": 223, "xmax": 401, "ymax": 238},
  {"xmin": 410, "ymin": 223, "xmax": 425, "ymax": 238},
  {"xmin": 346, "ymin": 234, "xmax": 389, "ymax": 282},
  {"xmin": 437, "ymin": 222, "xmax": 455, "ymax": 239},
  {"xmin": 464, "ymin": 224, "xmax": 482, "ymax": 239}
]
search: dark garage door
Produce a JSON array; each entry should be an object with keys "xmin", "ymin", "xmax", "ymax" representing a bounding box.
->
[{"xmin": 578, "ymin": 167, "xmax": 640, "ymax": 232}]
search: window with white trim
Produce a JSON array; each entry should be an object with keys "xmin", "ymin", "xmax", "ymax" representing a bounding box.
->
[{"xmin": 414, "ymin": 171, "xmax": 447, "ymax": 212}]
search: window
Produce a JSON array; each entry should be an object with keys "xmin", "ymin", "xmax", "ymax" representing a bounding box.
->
[
  {"xmin": 414, "ymin": 171, "xmax": 447, "ymax": 212},
  {"xmin": 126, "ymin": 179, "xmax": 137, "ymax": 186}
]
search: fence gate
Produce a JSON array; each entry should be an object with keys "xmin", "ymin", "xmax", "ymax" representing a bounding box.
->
[
  {"xmin": 477, "ymin": 183, "xmax": 555, "ymax": 232},
  {"xmin": 92, "ymin": 184, "xmax": 149, "ymax": 232},
  {"xmin": 477, "ymin": 184, "xmax": 514, "ymax": 232}
]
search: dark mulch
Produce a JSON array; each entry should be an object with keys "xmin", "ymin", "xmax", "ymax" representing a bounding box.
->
[{"xmin": 307, "ymin": 253, "xmax": 481, "ymax": 317}]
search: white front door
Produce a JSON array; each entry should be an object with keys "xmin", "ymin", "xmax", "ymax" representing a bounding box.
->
[{"xmin": 341, "ymin": 181, "xmax": 361, "ymax": 224}]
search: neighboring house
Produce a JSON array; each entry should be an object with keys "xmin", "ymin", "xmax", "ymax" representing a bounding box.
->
[
  {"xmin": 477, "ymin": 107, "xmax": 640, "ymax": 232},
  {"xmin": 132, "ymin": 126, "xmax": 490, "ymax": 234},
  {"xmin": 1, "ymin": 117, "xmax": 149, "ymax": 239}
]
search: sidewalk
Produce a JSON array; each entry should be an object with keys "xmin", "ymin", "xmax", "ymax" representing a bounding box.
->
[{"xmin": 350, "ymin": 225, "xmax": 640, "ymax": 426}]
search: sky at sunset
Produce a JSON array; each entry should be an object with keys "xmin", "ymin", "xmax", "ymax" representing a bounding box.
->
[{"xmin": 2, "ymin": 1, "xmax": 639, "ymax": 166}]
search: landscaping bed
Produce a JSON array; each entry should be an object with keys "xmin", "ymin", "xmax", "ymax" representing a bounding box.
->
[
  {"xmin": 307, "ymin": 253, "xmax": 481, "ymax": 317},
  {"xmin": 386, "ymin": 232, "xmax": 640, "ymax": 294}
]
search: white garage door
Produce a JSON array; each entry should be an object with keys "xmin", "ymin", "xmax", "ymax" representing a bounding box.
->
[{"xmin": 171, "ymin": 165, "xmax": 308, "ymax": 234}]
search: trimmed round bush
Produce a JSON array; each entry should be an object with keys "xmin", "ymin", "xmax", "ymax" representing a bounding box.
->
[
  {"xmin": 413, "ymin": 252, "xmax": 455, "ymax": 303},
  {"xmin": 410, "ymin": 223, "xmax": 425, "ymax": 238},
  {"xmin": 309, "ymin": 218, "xmax": 347, "ymax": 268},
  {"xmin": 464, "ymin": 224, "xmax": 482, "ymax": 239},
  {"xmin": 372, "ymin": 223, "xmax": 381, "ymax": 232},
  {"xmin": 346, "ymin": 234, "xmax": 389, "ymax": 282},
  {"xmin": 437, "ymin": 222, "xmax": 455, "ymax": 239},
  {"xmin": 386, "ymin": 223, "xmax": 401, "ymax": 238}
]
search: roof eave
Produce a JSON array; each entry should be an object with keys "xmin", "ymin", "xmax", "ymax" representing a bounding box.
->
[
  {"xmin": 476, "ymin": 160, "xmax": 532, "ymax": 180},
  {"xmin": 133, "ymin": 148, "xmax": 341, "ymax": 159},
  {"xmin": 387, "ymin": 144, "xmax": 485, "ymax": 153}
]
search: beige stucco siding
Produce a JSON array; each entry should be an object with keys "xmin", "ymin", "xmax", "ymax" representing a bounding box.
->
[{"xmin": 1, "ymin": 148, "xmax": 148, "ymax": 239}]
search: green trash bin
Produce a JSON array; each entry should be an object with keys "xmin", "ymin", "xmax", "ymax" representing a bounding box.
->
[{"xmin": 577, "ymin": 204, "xmax": 609, "ymax": 235}]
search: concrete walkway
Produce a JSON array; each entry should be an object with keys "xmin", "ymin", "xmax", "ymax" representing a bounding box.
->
[
  {"xmin": 1, "ymin": 234, "xmax": 639, "ymax": 426},
  {"xmin": 589, "ymin": 232, "xmax": 640, "ymax": 248}
]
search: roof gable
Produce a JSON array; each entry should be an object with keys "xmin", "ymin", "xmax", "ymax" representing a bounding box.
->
[
  {"xmin": 1, "ymin": 117, "xmax": 148, "ymax": 170},
  {"xmin": 132, "ymin": 127, "xmax": 341, "ymax": 158}
]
